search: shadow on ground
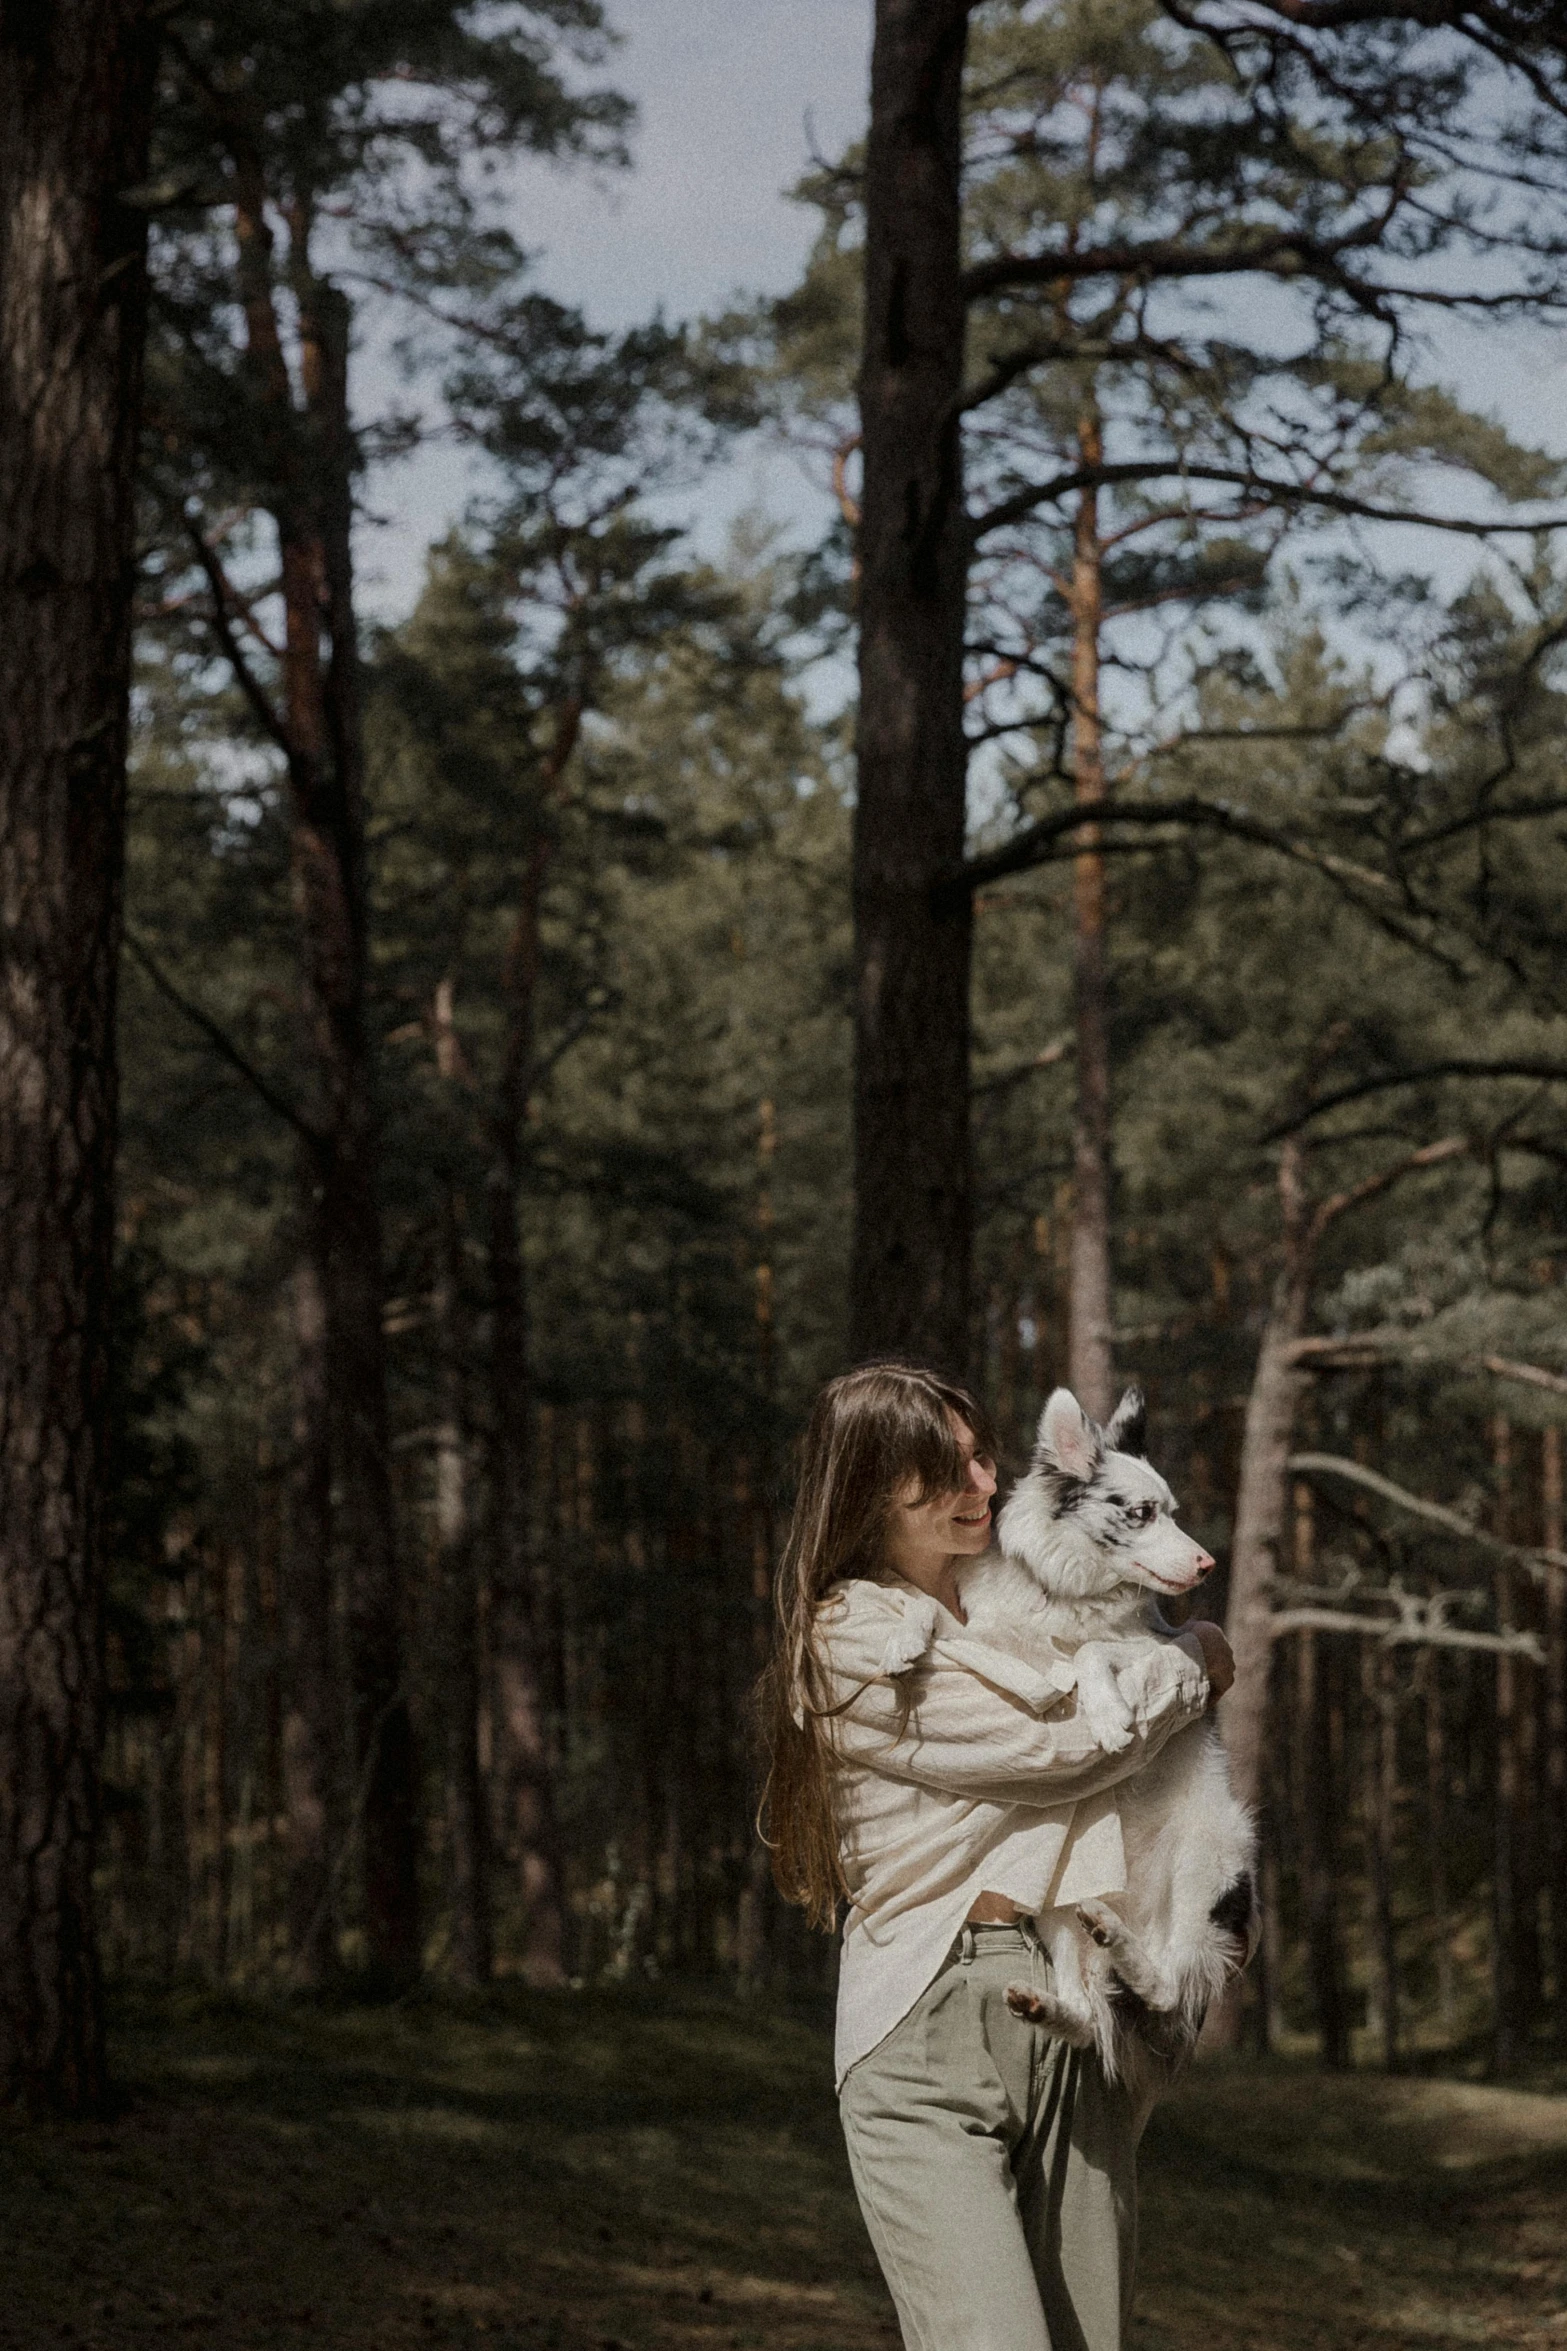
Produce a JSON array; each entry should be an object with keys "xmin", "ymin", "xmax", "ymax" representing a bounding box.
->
[{"xmin": 3, "ymin": 1986, "xmax": 1565, "ymax": 2348}]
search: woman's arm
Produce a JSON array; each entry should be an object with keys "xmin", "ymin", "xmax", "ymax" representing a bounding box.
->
[{"xmin": 824, "ymin": 1622, "xmax": 1211, "ymax": 1808}]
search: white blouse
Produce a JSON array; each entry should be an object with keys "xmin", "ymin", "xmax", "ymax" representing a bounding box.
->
[{"xmin": 817, "ymin": 1577, "xmax": 1211, "ymax": 2087}]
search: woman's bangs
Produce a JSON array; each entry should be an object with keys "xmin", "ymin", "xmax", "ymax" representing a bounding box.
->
[{"xmin": 897, "ymin": 1390, "xmax": 979, "ymax": 1505}]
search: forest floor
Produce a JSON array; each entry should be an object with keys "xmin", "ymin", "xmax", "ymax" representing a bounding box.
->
[{"xmin": 3, "ymin": 1985, "xmax": 1566, "ymax": 2351}]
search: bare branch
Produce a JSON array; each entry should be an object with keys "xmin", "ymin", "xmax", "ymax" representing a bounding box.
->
[
  {"xmin": 1268, "ymin": 1605, "xmax": 1543, "ymax": 1659},
  {"xmin": 1308, "ymin": 1134, "xmax": 1466, "ymax": 1245},
  {"xmin": 124, "ymin": 929, "xmax": 323, "ymax": 1149},
  {"xmin": 1288, "ymin": 1450, "xmax": 1567, "ymax": 1583},
  {"xmin": 1480, "ymin": 1352, "xmax": 1567, "ymax": 1398},
  {"xmin": 952, "ymin": 792, "xmax": 1400, "ymax": 899},
  {"xmin": 182, "ymin": 515, "xmax": 294, "ymax": 759},
  {"xmin": 968, "ymin": 455, "xmax": 1567, "ymax": 548},
  {"xmin": 1265, "ymin": 1059, "xmax": 1567, "ymax": 1139}
]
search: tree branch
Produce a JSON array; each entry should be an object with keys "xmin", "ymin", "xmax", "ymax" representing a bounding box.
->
[
  {"xmin": 967, "ymin": 455, "xmax": 1567, "ymax": 548},
  {"xmin": 1264, "ymin": 1059, "xmax": 1567, "ymax": 1139},
  {"xmin": 1307, "ymin": 1134, "xmax": 1466, "ymax": 1245},
  {"xmin": 182, "ymin": 515, "xmax": 294, "ymax": 759},
  {"xmin": 950, "ymin": 792, "xmax": 1399, "ymax": 900},
  {"xmin": 1268, "ymin": 1604, "xmax": 1543, "ymax": 1658},
  {"xmin": 123, "ymin": 929, "xmax": 323, "ymax": 1149},
  {"xmin": 1480, "ymin": 1352, "xmax": 1567, "ymax": 1398},
  {"xmin": 1288, "ymin": 1450, "xmax": 1567, "ymax": 1582}
]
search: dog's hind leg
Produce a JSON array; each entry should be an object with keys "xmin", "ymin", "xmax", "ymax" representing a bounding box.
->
[
  {"xmin": 1076, "ymin": 1897, "xmax": 1180, "ymax": 2014},
  {"xmin": 1004, "ymin": 1981, "xmax": 1096, "ymax": 2043},
  {"xmin": 1005, "ymin": 1913, "xmax": 1099, "ymax": 2046}
]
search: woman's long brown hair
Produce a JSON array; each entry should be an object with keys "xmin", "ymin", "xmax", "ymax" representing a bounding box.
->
[{"xmin": 755, "ymin": 1361, "xmax": 997, "ymax": 1929}]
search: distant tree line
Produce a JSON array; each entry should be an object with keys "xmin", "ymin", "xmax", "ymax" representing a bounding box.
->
[{"xmin": 3, "ymin": 0, "xmax": 1567, "ymax": 2113}]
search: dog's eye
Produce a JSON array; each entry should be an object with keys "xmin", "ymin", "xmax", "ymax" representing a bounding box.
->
[{"xmin": 1128, "ymin": 1501, "xmax": 1157, "ymax": 1527}]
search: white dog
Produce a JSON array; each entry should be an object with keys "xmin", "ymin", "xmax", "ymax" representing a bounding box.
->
[{"xmin": 961, "ymin": 1385, "xmax": 1258, "ymax": 2120}]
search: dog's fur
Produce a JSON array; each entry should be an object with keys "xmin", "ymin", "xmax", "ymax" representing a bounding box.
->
[{"xmin": 960, "ymin": 1385, "xmax": 1259, "ymax": 2128}]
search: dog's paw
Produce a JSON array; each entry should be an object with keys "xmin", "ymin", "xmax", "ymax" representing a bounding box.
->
[
  {"xmin": 1005, "ymin": 1983, "xmax": 1095, "ymax": 2045},
  {"xmin": 1080, "ymin": 1701, "xmax": 1135, "ymax": 1754},
  {"xmin": 1076, "ymin": 1898, "xmax": 1122, "ymax": 1949}
]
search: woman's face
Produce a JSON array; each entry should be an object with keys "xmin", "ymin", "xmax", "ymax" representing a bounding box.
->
[{"xmin": 883, "ymin": 1415, "xmax": 997, "ymax": 1587}]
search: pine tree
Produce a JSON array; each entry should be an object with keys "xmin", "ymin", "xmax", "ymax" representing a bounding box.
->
[
  {"xmin": 744, "ymin": 0, "xmax": 1567, "ymax": 1369},
  {"xmin": 0, "ymin": 0, "xmax": 159, "ymax": 2112},
  {"xmin": 140, "ymin": 0, "xmax": 630, "ymax": 1978}
]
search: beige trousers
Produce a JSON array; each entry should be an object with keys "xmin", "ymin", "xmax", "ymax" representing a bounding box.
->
[{"xmin": 838, "ymin": 1921, "xmax": 1138, "ymax": 2351}]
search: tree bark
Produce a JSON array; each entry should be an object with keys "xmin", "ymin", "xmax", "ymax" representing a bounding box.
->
[
  {"xmin": 1221, "ymin": 1140, "xmax": 1312, "ymax": 1819},
  {"xmin": 1544, "ymin": 1424, "xmax": 1565, "ymax": 2010},
  {"xmin": 1220, "ymin": 1136, "xmax": 1462, "ymax": 1875},
  {"xmin": 1494, "ymin": 1548, "xmax": 1522, "ymax": 2068},
  {"xmin": 1362, "ymin": 1638, "xmax": 1399, "ymax": 2069},
  {"xmin": 302, "ymin": 267, "xmax": 418, "ymax": 1981},
  {"xmin": 487, "ymin": 830, "xmax": 569, "ymax": 1986},
  {"xmin": 1419, "ymin": 1643, "xmax": 1456, "ymax": 2036},
  {"xmin": 1296, "ymin": 1626, "xmax": 1349, "ymax": 2066},
  {"xmin": 221, "ymin": 167, "xmax": 419, "ymax": 1977},
  {"xmin": 435, "ymin": 1181, "xmax": 490, "ymax": 1986},
  {"xmin": 1491, "ymin": 1414, "xmax": 1533, "ymax": 2065},
  {"xmin": 0, "ymin": 0, "xmax": 157, "ymax": 2112},
  {"xmin": 282, "ymin": 1246, "xmax": 336, "ymax": 1980},
  {"xmin": 1066, "ymin": 409, "xmax": 1113, "ymax": 1419},
  {"xmin": 1205, "ymin": 1142, "xmax": 1311, "ymax": 2049},
  {"xmin": 850, "ymin": 0, "xmax": 975, "ymax": 1372},
  {"xmin": 737, "ymin": 1100, "xmax": 779, "ymax": 1991}
]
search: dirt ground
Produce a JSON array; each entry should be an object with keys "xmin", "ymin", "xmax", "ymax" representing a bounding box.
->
[{"xmin": 2, "ymin": 1986, "xmax": 1565, "ymax": 2349}]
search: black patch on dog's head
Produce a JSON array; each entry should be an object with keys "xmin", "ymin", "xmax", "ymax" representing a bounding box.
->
[
  {"xmin": 1031, "ymin": 1390, "xmax": 1105, "ymax": 1512},
  {"xmin": 1103, "ymin": 1385, "xmax": 1148, "ymax": 1459},
  {"xmin": 1037, "ymin": 1464, "xmax": 1087, "ymax": 1514}
]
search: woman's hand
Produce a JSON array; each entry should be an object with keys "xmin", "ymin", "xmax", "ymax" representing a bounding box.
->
[{"xmin": 1181, "ymin": 1618, "xmax": 1235, "ymax": 1703}]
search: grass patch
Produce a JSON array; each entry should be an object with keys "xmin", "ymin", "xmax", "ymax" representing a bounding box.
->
[{"xmin": 2, "ymin": 1988, "xmax": 1564, "ymax": 2348}]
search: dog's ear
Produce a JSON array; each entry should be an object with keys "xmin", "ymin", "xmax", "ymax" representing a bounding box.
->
[
  {"xmin": 1104, "ymin": 1385, "xmax": 1148, "ymax": 1459},
  {"xmin": 1034, "ymin": 1388, "xmax": 1104, "ymax": 1485}
]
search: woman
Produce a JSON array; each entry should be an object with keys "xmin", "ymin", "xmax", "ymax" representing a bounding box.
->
[{"xmin": 759, "ymin": 1360, "xmax": 1233, "ymax": 2351}]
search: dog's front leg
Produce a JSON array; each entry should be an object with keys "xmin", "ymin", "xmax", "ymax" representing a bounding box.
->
[{"xmin": 1072, "ymin": 1642, "xmax": 1136, "ymax": 1753}]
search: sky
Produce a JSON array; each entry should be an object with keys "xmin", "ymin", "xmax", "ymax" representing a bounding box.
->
[
  {"xmin": 357, "ymin": 0, "xmax": 1567, "ymax": 677},
  {"xmin": 357, "ymin": 0, "xmax": 875, "ymax": 619}
]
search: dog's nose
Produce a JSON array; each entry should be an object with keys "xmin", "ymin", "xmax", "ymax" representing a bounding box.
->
[{"xmin": 1195, "ymin": 1551, "xmax": 1215, "ymax": 1578}]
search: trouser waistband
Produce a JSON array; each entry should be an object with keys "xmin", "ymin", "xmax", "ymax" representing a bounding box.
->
[{"xmin": 954, "ymin": 1918, "xmax": 1041, "ymax": 1963}]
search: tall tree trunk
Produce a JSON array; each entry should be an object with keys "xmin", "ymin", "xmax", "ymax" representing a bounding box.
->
[
  {"xmin": 1066, "ymin": 411, "xmax": 1113, "ymax": 1420},
  {"xmin": 487, "ymin": 832, "xmax": 569, "ymax": 1985},
  {"xmin": 850, "ymin": 0, "xmax": 974, "ymax": 1372},
  {"xmin": 304, "ymin": 268, "xmax": 417, "ymax": 1980},
  {"xmin": 223, "ymin": 174, "xmax": 419, "ymax": 1976},
  {"xmin": 737, "ymin": 1099, "xmax": 779, "ymax": 1992},
  {"xmin": 0, "ymin": 0, "xmax": 157, "ymax": 2113},
  {"xmin": 1544, "ymin": 1424, "xmax": 1565, "ymax": 2010},
  {"xmin": 1494, "ymin": 1551, "xmax": 1522, "ymax": 2069},
  {"xmin": 1215, "ymin": 1133, "xmax": 1462, "ymax": 2045},
  {"xmin": 1221, "ymin": 1140, "xmax": 1311, "ymax": 1817},
  {"xmin": 282, "ymin": 1247, "xmax": 336, "ymax": 1980},
  {"xmin": 1492, "ymin": 1414, "xmax": 1528, "ymax": 2066},
  {"xmin": 1420, "ymin": 1644, "xmax": 1456, "ymax": 2036},
  {"xmin": 435, "ymin": 1180, "xmax": 490, "ymax": 1986},
  {"xmin": 1205, "ymin": 1142, "xmax": 1310, "ymax": 2049},
  {"xmin": 1362, "ymin": 1639, "xmax": 1399, "ymax": 2069},
  {"xmin": 1296, "ymin": 1626, "xmax": 1349, "ymax": 2066}
]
